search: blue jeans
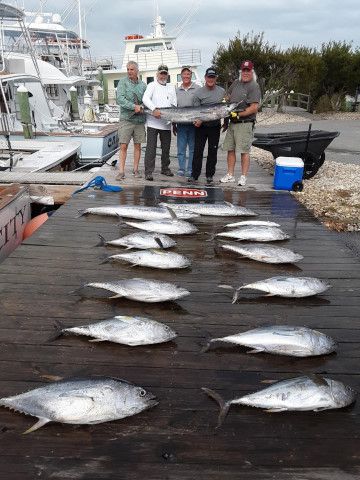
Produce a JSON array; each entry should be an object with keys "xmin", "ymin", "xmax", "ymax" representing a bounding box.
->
[{"xmin": 177, "ymin": 124, "xmax": 195, "ymax": 173}]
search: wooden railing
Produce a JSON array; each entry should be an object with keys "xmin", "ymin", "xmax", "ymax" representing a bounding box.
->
[{"xmin": 262, "ymin": 92, "xmax": 311, "ymax": 112}]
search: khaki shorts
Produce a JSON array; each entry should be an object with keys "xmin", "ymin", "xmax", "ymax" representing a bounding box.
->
[
  {"xmin": 118, "ymin": 119, "xmax": 146, "ymax": 144},
  {"xmin": 222, "ymin": 122, "xmax": 254, "ymax": 153}
]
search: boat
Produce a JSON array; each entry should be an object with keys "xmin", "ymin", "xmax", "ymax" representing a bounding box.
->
[
  {"xmin": 86, "ymin": 12, "xmax": 202, "ymax": 104},
  {"xmin": 0, "ymin": 3, "xmax": 119, "ymax": 167},
  {"xmin": 0, "ymin": 183, "xmax": 31, "ymax": 262}
]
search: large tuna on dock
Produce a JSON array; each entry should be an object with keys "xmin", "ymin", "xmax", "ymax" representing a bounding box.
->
[
  {"xmin": 0, "ymin": 377, "xmax": 158, "ymax": 433},
  {"xmin": 72, "ymin": 278, "xmax": 190, "ymax": 302},
  {"xmin": 203, "ymin": 375, "xmax": 356, "ymax": 428},
  {"xmin": 97, "ymin": 232, "xmax": 176, "ymax": 250},
  {"xmin": 143, "ymin": 102, "xmax": 240, "ymax": 123},
  {"xmin": 58, "ymin": 315, "xmax": 177, "ymax": 345},
  {"xmin": 103, "ymin": 249, "xmax": 192, "ymax": 269},
  {"xmin": 160, "ymin": 201, "xmax": 257, "ymax": 217},
  {"xmin": 78, "ymin": 205, "xmax": 198, "ymax": 220}
]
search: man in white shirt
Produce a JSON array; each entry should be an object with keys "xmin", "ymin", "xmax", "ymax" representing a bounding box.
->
[{"xmin": 142, "ymin": 65, "xmax": 177, "ymax": 181}]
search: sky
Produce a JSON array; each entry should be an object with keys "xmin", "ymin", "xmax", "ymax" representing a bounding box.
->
[{"xmin": 11, "ymin": 0, "xmax": 360, "ymax": 74}]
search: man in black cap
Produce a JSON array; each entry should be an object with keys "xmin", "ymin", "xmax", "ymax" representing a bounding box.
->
[
  {"xmin": 142, "ymin": 64, "xmax": 177, "ymax": 181},
  {"xmin": 188, "ymin": 67, "xmax": 225, "ymax": 184}
]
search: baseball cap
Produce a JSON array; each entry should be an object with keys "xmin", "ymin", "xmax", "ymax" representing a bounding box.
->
[
  {"xmin": 241, "ymin": 60, "xmax": 254, "ymax": 70},
  {"xmin": 157, "ymin": 64, "xmax": 169, "ymax": 73},
  {"xmin": 181, "ymin": 65, "xmax": 192, "ymax": 73},
  {"xmin": 205, "ymin": 67, "xmax": 217, "ymax": 77}
]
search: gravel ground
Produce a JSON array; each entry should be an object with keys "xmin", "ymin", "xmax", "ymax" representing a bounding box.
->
[{"xmin": 253, "ymin": 112, "xmax": 360, "ymax": 232}]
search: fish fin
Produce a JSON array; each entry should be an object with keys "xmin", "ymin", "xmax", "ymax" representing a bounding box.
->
[
  {"xmin": 314, "ymin": 407, "xmax": 329, "ymax": 412},
  {"xmin": 165, "ymin": 206, "xmax": 178, "ymax": 220},
  {"xmin": 261, "ymin": 379, "xmax": 277, "ymax": 384},
  {"xmin": 23, "ymin": 417, "xmax": 50, "ymax": 434},
  {"xmin": 265, "ymin": 408, "xmax": 287, "ymax": 413},
  {"xmin": 40, "ymin": 374, "xmax": 64, "ymax": 382},
  {"xmin": 201, "ymin": 387, "xmax": 232, "ymax": 428},
  {"xmin": 308, "ymin": 374, "xmax": 328, "ymax": 387},
  {"xmin": 218, "ymin": 284, "xmax": 234, "ymax": 290},
  {"xmin": 68, "ymin": 286, "xmax": 83, "ymax": 295},
  {"xmin": 155, "ymin": 237, "xmax": 164, "ymax": 249},
  {"xmin": 201, "ymin": 341, "xmax": 212, "ymax": 353},
  {"xmin": 108, "ymin": 293, "xmax": 123, "ymax": 299},
  {"xmin": 205, "ymin": 232, "xmax": 216, "ymax": 242},
  {"xmin": 47, "ymin": 319, "xmax": 66, "ymax": 342},
  {"xmin": 99, "ymin": 255, "xmax": 110, "ymax": 264},
  {"xmin": 88, "ymin": 339, "xmax": 105, "ymax": 343},
  {"xmin": 265, "ymin": 293, "xmax": 275, "ymax": 297},
  {"xmin": 224, "ymin": 201, "xmax": 233, "ymax": 207},
  {"xmin": 247, "ymin": 348, "xmax": 264, "ymax": 354},
  {"xmin": 96, "ymin": 234, "xmax": 107, "ymax": 247},
  {"xmin": 232, "ymin": 288, "xmax": 242, "ymax": 304}
]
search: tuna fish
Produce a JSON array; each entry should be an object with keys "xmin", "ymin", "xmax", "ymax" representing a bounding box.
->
[
  {"xmin": 58, "ymin": 315, "xmax": 177, "ymax": 345},
  {"xmin": 219, "ymin": 276, "xmax": 331, "ymax": 302},
  {"xmin": 103, "ymin": 249, "xmax": 192, "ymax": 269},
  {"xmin": 0, "ymin": 377, "xmax": 158, "ymax": 433},
  {"xmin": 203, "ymin": 325, "xmax": 337, "ymax": 357},
  {"xmin": 78, "ymin": 205, "xmax": 198, "ymax": 220},
  {"xmin": 220, "ymin": 243, "xmax": 303, "ymax": 264},
  {"xmin": 203, "ymin": 375, "xmax": 356, "ymax": 427},
  {"xmin": 97, "ymin": 232, "xmax": 177, "ymax": 250},
  {"xmin": 216, "ymin": 226, "xmax": 289, "ymax": 242},
  {"xmin": 144, "ymin": 102, "xmax": 240, "ymax": 123},
  {"xmin": 225, "ymin": 220, "xmax": 280, "ymax": 228},
  {"xmin": 125, "ymin": 219, "xmax": 198, "ymax": 235},
  {"xmin": 159, "ymin": 201, "xmax": 257, "ymax": 217},
  {"xmin": 72, "ymin": 277, "xmax": 190, "ymax": 302}
]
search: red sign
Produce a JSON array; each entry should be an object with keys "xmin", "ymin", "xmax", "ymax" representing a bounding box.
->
[{"xmin": 160, "ymin": 188, "xmax": 208, "ymax": 198}]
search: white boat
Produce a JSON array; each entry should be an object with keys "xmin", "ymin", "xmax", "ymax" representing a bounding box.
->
[
  {"xmin": 87, "ymin": 13, "xmax": 202, "ymax": 104},
  {"xmin": 0, "ymin": 183, "xmax": 31, "ymax": 262},
  {"xmin": 0, "ymin": 4, "xmax": 119, "ymax": 166}
]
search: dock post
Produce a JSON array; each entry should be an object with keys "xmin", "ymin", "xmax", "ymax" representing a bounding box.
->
[
  {"xmin": 17, "ymin": 85, "xmax": 33, "ymax": 139},
  {"xmin": 69, "ymin": 86, "xmax": 80, "ymax": 120}
]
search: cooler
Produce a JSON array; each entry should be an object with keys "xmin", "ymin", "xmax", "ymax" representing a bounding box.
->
[{"xmin": 273, "ymin": 157, "xmax": 304, "ymax": 191}]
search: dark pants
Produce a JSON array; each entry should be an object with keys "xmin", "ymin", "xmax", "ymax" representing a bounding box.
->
[
  {"xmin": 144, "ymin": 127, "xmax": 171, "ymax": 176},
  {"xmin": 192, "ymin": 125, "xmax": 221, "ymax": 179}
]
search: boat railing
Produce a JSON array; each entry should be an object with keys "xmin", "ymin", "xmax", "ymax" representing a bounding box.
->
[
  {"xmin": 85, "ymin": 49, "xmax": 201, "ymax": 71},
  {"xmin": 0, "ymin": 113, "xmax": 17, "ymax": 133}
]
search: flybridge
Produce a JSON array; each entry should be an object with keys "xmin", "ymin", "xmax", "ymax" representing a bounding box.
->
[{"xmin": 159, "ymin": 188, "xmax": 208, "ymax": 198}]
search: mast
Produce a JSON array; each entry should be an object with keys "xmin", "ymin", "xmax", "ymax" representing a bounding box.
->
[{"xmin": 77, "ymin": 0, "xmax": 83, "ymax": 74}]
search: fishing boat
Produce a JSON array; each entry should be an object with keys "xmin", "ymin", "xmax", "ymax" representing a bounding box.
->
[
  {"xmin": 87, "ymin": 11, "xmax": 202, "ymax": 104},
  {"xmin": 0, "ymin": 3, "xmax": 119, "ymax": 166}
]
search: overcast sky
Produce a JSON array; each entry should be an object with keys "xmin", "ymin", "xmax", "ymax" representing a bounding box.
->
[{"xmin": 17, "ymin": 0, "xmax": 360, "ymax": 74}]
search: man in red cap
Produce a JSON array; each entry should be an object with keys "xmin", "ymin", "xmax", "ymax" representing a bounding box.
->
[{"xmin": 220, "ymin": 60, "xmax": 261, "ymax": 186}]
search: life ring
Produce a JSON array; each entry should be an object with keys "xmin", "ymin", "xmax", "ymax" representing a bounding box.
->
[{"xmin": 23, "ymin": 213, "xmax": 49, "ymax": 240}]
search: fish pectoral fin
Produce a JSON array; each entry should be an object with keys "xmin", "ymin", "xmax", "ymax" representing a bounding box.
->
[
  {"xmin": 88, "ymin": 338, "xmax": 105, "ymax": 343},
  {"xmin": 246, "ymin": 348, "xmax": 264, "ymax": 354},
  {"xmin": 265, "ymin": 408, "xmax": 288, "ymax": 413},
  {"xmin": 23, "ymin": 417, "xmax": 50, "ymax": 434},
  {"xmin": 308, "ymin": 374, "xmax": 328, "ymax": 387},
  {"xmin": 108, "ymin": 293, "xmax": 123, "ymax": 299},
  {"xmin": 314, "ymin": 407, "xmax": 329, "ymax": 412},
  {"xmin": 265, "ymin": 293, "xmax": 275, "ymax": 297}
]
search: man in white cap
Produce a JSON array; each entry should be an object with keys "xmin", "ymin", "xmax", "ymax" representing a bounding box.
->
[
  {"xmin": 220, "ymin": 60, "xmax": 261, "ymax": 186},
  {"xmin": 142, "ymin": 64, "xmax": 177, "ymax": 181}
]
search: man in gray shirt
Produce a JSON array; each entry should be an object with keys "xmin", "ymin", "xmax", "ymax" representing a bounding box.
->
[
  {"xmin": 220, "ymin": 60, "xmax": 261, "ymax": 186},
  {"xmin": 188, "ymin": 67, "xmax": 225, "ymax": 185},
  {"xmin": 174, "ymin": 66, "xmax": 199, "ymax": 177}
]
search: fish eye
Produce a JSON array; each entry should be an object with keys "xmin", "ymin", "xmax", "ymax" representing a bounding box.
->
[{"xmin": 139, "ymin": 389, "xmax": 146, "ymax": 397}]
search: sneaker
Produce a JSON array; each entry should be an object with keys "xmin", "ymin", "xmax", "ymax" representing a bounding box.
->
[
  {"xmin": 187, "ymin": 176, "xmax": 198, "ymax": 184},
  {"xmin": 220, "ymin": 173, "xmax": 235, "ymax": 183},
  {"xmin": 132, "ymin": 170, "xmax": 142, "ymax": 178},
  {"xmin": 161, "ymin": 169, "xmax": 174, "ymax": 177},
  {"xmin": 145, "ymin": 175, "xmax": 153, "ymax": 181},
  {"xmin": 116, "ymin": 172, "xmax": 125, "ymax": 180},
  {"xmin": 206, "ymin": 177, "xmax": 214, "ymax": 184},
  {"xmin": 238, "ymin": 175, "xmax": 247, "ymax": 186},
  {"xmin": 177, "ymin": 169, "xmax": 185, "ymax": 176},
  {"xmin": 185, "ymin": 171, "xmax": 192, "ymax": 178}
]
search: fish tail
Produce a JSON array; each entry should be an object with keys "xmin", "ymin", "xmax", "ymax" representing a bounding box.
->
[
  {"xmin": 99, "ymin": 255, "xmax": 110, "ymax": 265},
  {"xmin": 201, "ymin": 340, "xmax": 212, "ymax": 353},
  {"xmin": 96, "ymin": 234, "xmax": 106, "ymax": 247},
  {"xmin": 76, "ymin": 209, "xmax": 86, "ymax": 218},
  {"xmin": 47, "ymin": 320, "xmax": 66, "ymax": 342},
  {"xmin": 202, "ymin": 387, "xmax": 232, "ymax": 428},
  {"xmin": 205, "ymin": 232, "xmax": 216, "ymax": 242}
]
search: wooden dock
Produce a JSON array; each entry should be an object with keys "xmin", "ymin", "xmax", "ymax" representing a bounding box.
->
[{"xmin": 0, "ymin": 186, "xmax": 360, "ymax": 479}]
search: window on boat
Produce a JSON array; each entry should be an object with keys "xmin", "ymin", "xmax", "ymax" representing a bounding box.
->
[
  {"xmin": 135, "ymin": 43, "xmax": 164, "ymax": 53},
  {"xmin": 165, "ymin": 42, "xmax": 173, "ymax": 50},
  {"xmin": 45, "ymin": 84, "xmax": 59, "ymax": 98}
]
